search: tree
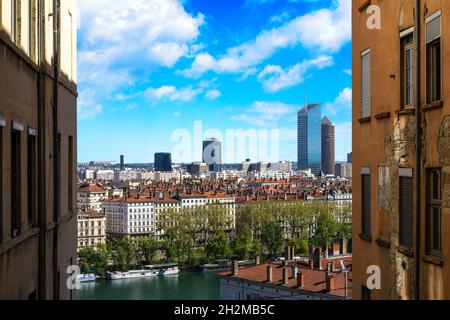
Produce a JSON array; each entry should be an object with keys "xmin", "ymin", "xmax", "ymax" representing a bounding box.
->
[
  {"xmin": 231, "ymin": 225, "xmax": 252, "ymax": 260},
  {"xmin": 261, "ymin": 221, "xmax": 284, "ymax": 259},
  {"xmin": 138, "ymin": 236, "xmax": 159, "ymax": 265},
  {"xmin": 311, "ymin": 211, "xmax": 338, "ymax": 258},
  {"xmin": 205, "ymin": 231, "xmax": 232, "ymax": 261}
]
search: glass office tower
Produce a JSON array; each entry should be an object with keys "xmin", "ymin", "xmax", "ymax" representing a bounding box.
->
[{"xmin": 297, "ymin": 104, "xmax": 322, "ymax": 176}]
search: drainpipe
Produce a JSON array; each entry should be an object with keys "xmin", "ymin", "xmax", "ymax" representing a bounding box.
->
[
  {"xmin": 414, "ymin": 0, "xmax": 421, "ymax": 301},
  {"xmin": 52, "ymin": 0, "xmax": 60, "ymax": 300},
  {"xmin": 37, "ymin": 0, "xmax": 47, "ymax": 300}
]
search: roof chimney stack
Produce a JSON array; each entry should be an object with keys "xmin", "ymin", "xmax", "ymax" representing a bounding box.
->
[
  {"xmin": 297, "ymin": 271, "xmax": 304, "ymax": 288},
  {"xmin": 232, "ymin": 260, "xmax": 239, "ymax": 276},
  {"xmin": 266, "ymin": 265, "xmax": 272, "ymax": 283},
  {"xmin": 282, "ymin": 267, "xmax": 289, "ymax": 285},
  {"xmin": 326, "ymin": 273, "xmax": 335, "ymax": 292}
]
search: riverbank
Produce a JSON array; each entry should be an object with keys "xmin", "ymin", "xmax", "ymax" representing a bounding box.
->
[{"xmin": 74, "ymin": 271, "xmax": 221, "ymax": 300}]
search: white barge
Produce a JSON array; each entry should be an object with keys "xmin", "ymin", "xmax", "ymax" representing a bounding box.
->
[{"xmin": 106, "ymin": 263, "xmax": 179, "ymax": 280}]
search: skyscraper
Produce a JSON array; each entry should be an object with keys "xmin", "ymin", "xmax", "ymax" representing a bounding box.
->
[
  {"xmin": 321, "ymin": 116, "xmax": 335, "ymax": 175},
  {"xmin": 297, "ymin": 104, "xmax": 322, "ymax": 176},
  {"xmin": 120, "ymin": 155, "xmax": 125, "ymax": 170},
  {"xmin": 202, "ymin": 138, "xmax": 222, "ymax": 172},
  {"xmin": 347, "ymin": 152, "xmax": 352, "ymax": 164},
  {"xmin": 154, "ymin": 153, "xmax": 172, "ymax": 172}
]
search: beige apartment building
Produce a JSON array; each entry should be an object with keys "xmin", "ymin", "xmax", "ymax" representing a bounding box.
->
[
  {"xmin": 353, "ymin": 0, "xmax": 450, "ymax": 299},
  {"xmin": 77, "ymin": 211, "xmax": 106, "ymax": 251},
  {"xmin": 0, "ymin": 0, "xmax": 77, "ymax": 299}
]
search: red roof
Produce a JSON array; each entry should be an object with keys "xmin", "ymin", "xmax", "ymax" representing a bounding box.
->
[
  {"xmin": 218, "ymin": 261, "xmax": 352, "ymax": 298},
  {"xmin": 78, "ymin": 183, "xmax": 107, "ymax": 193}
]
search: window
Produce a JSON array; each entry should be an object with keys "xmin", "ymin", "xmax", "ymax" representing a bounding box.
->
[
  {"xmin": 27, "ymin": 131, "xmax": 37, "ymax": 227},
  {"xmin": 361, "ymin": 168, "xmax": 371, "ymax": 236},
  {"xmin": 361, "ymin": 49, "xmax": 371, "ymax": 118},
  {"xmin": 426, "ymin": 169, "xmax": 441, "ymax": 256},
  {"xmin": 11, "ymin": 128, "xmax": 22, "ymax": 238},
  {"xmin": 400, "ymin": 32, "xmax": 414, "ymax": 108},
  {"xmin": 399, "ymin": 169, "xmax": 413, "ymax": 250},
  {"xmin": 68, "ymin": 136, "xmax": 73, "ymax": 212},
  {"xmin": 426, "ymin": 13, "xmax": 442, "ymax": 103}
]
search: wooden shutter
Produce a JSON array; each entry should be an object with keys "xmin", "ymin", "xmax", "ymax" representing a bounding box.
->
[
  {"xmin": 426, "ymin": 15, "xmax": 441, "ymax": 43},
  {"xmin": 361, "ymin": 174, "xmax": 371, "ymax": 235},
  {"xmin": 399, "ymin": 176, "xmax": 413, "ymax": 249},
  {"xmin": 361, "ymin": 51, "xmax": 371, "ymax": 118}
]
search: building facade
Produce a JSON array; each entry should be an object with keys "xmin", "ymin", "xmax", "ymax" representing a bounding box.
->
[
  {"xmin": 77, "ymin": 183, "xmax": 108, "ymax": 213},
  {"xmin": 203, "ymin": 138, "xmax": 222, "ymax": 172},
  {"xmin": 0, "ymin": 0, "xmax": 77, "ymax": 299},
  {"xmin": 335, "ymin": 163, "xmax": 352, "ymax": 179},
  {"xmin": 154, "ymin": 152, "xmax": 172, "ymax": 172},
  {"xmin": 353, "ymin": 0, "xmax": 450, "ymax": 299},
  {"xmin": 321, "ymin": 116, "xmax": 336, "ymax": 176},
  {"xmin": 298, "ymin": 104, "xmax": 322, "ymax": 176},
  {"xmin": 77, "ymin": 211, "xmax": 106, "ymax": 251}
]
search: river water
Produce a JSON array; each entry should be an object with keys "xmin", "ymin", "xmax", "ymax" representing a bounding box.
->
[{"xmin": 74, "ymin": 272, "xmax": 221, "ymax": 300}]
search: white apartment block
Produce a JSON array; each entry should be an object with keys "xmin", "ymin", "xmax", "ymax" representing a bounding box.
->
[
  {"xmin": 102, "ymin": 199, "xmax": 157, "ymax": 236},
  {"xmin": 77, "ymin": 211, "xmax": 106, "ymax": 251},
  {"xmin": 77, "ymin": 183, "xmax": 108, "ymax": 212}
]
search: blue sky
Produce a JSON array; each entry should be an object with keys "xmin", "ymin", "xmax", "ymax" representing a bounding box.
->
[{"xmin": 77, "ymin": 0, "xmax": 352, "ymax": 164}]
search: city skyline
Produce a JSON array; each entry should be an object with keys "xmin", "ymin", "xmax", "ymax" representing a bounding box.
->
[{"xmin": 76, "ymin": 0, "xmax": 352, "ymax": 164}]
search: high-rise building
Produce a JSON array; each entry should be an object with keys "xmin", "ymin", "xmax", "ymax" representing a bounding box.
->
[
  {"xmin": 297, "ymin": 104, "xmax": 322, "ymax": 176},
  {"xmin": 120, "ymin": 155, "xmax": 125, "ymax": 170},
  {"xmin": 353, "ymin": 0, "xmax": 450, "ymax": 299},
  {"xmin": 347, "ymin": 152, "xmax": 352, "ymax": 164},
  {"xmin": 321, "ymin": 116, "xmax": 335, "ymax": 175},
  {"xmin": 203, "ymin": 138, "xmax": 222, "ymax": 172},
  {"xmin": 0, "ymin": 1, "xmax": 77, "ymax": 299},
  {"xmin": 154, "ymin": 153, "xmax": 172, "ymax": 172}
]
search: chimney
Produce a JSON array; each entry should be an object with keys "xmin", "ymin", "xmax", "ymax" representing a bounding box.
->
[
  {"xmin": 291, "ymin": 265, "xmax": 298, "ymax": 279},
  {"xmin": 266, "ymin": 265, "xmax": 273, "ymax": 283},
  {"xmin": 255, "ymin": 256, "xmax": 261, "ymax": 265},
  {"xmin": 327, "ymin": 261, "xmax": 333, "ymax": 272},
  {"xmin": 297, "ymin": 271, "xmax": 304, "ymax": 288},
  {"xmin": 308, "ymin": 259, "xmax": 314, "ymax": 269},
  {"xmin": 283, "ymin": 267, "xmax": 289, "ymax": 285},
  {"xmin": 313, "ymin": 247, "xmax": 322, "ymax": 269},
  {"xmin": 290, "ymin": 246, "xmax": 295, "ymax": 260},
  {"xmin": 232, "ymin": 260, "xmax": 239, "ymax": 276},
  {"xmin": 342, "ymin": 238, "xmax": 348, "ymax": 255},
  {"xmin": 326, "ymin": 273, "xmax": 335, "ymax": 291}
]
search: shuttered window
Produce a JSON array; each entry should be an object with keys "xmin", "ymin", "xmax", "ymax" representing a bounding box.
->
[
  {"xmin": 361, "ymin": 50, "xmax": 371, "ymax": 118},
  {"xmin": 361, "ymin": 173, "xmax": 371, "ymax": 236},
  {"xmin": 400, "ymin": 33, "xmax": 414, "ymax": 108},
  {"xmin": 426, "ymin": 14, "xmax": 442, "ymax": 103},
  {"xmin": 11, "ymin": 129, "xmax": 22, "ymax": 238},
  {"xmin": 399, "ymin": 176, "xmax": 413, "ymax": 250},
  {"xmin": 426, "ymin": 169, "xmax": 442, "ymax": 256}
]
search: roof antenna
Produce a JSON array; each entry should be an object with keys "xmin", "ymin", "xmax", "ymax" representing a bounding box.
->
[{"xmin": 304, "ymin": 85, "xmax": 308, "ymax": 107}]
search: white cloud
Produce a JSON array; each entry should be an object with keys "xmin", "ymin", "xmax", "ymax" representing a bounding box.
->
[
  {"xmin": 205, "ymin": 90, "xmax": 222, "ymax": 100},
  {"xmin": 78, "ymin": 0, "xmax": 204, "ymax": 69},
  {"xmin": 181, "ymin": 0, "xmax": 350, "ymax": 78},
  {"xmin": 258, "ymin": 55, "xmax": 333, "ymax": 92},
  {"xmin": 78, "ymin": 89, "xmax": 103, "ymax": 120},
  {"xmin": 145, "ymin": 85, "xmax": 203, "ymax": 102},
  {"xmin": 343, "ymin": 69, "xmax": 352, "ymax": 76},
  {"xmin": 325, "ymin": 87, "xmax": 352, "ymax": 115},
  {"xmin": 231, "ymin": 101, "xmax": 297, "ymax": 127},
  {"xmin": 148, "ymin": 42, "xmax": 189, "ymax": 67}
]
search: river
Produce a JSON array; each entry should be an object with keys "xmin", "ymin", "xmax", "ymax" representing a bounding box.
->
[{"xmin": 74, "ymin": 272, "xmax": 221, "ymax": 300}]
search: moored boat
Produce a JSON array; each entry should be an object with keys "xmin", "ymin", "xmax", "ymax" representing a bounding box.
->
[
  {"xmin": 106, "ymin": 270, "xmax": 157, "ymax": 280},
  {"xmin": 77, "ymin": 273, "xmax": 99, "ymax": 283}
]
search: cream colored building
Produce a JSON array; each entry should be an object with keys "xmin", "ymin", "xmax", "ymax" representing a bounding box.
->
[
  {"xmin": 0, "ymin": 0, "xmax": 77, "ymax": 299},
  {"xmin": 77, "ymin": 211, "xmax": 106, "ymax": 251},
  {"xmin": 77, "ymin": 183, "xmax": 108, "ymax": 213}
]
